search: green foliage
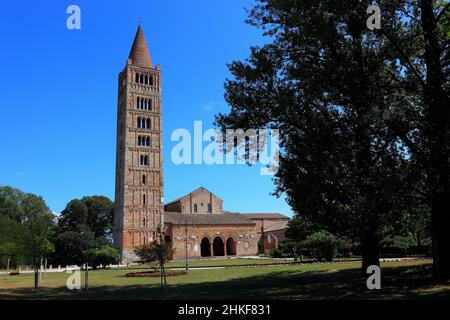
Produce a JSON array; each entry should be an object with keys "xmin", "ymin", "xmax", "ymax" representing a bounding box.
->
[
  {"xmin": 0, "ymin": 216, "xmax": 27, "ymax": 267},
  {"xmin": 54, "ymin": 196, "xmax": 114, "ymax": 265},
  {"xmin": 0, "ymin": 186, "xmax": 55, "ymax": 268},
  {"xmin": 133, "ymin": 227, "xmax": 174, "ymax": 289},
  {"xmin": 83, "ymin": 245, "xmax": 120, "ymax": 269},
  {"xmin": 54, "ymin": 228, "xmax": 95, "ymax": 265},
  {"xmin": 134, "ymin": 236, "xmax": 174, "ymax": 266},
  {"xmin": 0, "ymin": 186, "xmax": 27, "ymax": 222},
  {"xmin": 304, "ymin": 231, "xmax": 338, "ymax": 262},
  {"xmin": 285, "ymin": 216, "xmax": 316, "ymax": 241},
  {"xmin": 268, "ymin": 248, "xmax": 282, "ymax": 258},
  {"xmin": 213, "ymin": 0, "xmax": 445, "ymax": 271},
  {"xmin": 382, "ymin": 235, "xmax": 416, "ymax": 252}
]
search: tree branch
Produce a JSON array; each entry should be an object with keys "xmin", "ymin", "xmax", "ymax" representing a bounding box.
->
[
  {"xmin": 436, "ymin": 2, "xmax": 450, "ymax": 22},
  {"xmin": 377, "ymin": 29, "xmax": 426, "ymax": 88}
]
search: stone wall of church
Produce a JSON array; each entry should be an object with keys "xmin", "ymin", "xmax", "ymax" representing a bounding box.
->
[
  {"xmin": 166, "ymin": 224, "xmax": 258, "ymax": 259},
  {"xmin": 165, "ymin": 188, "xmax": 223, "ymax": 214}
]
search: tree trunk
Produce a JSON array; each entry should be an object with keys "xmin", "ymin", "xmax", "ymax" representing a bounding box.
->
[
  {"xmin": 431, "ymin": 192, "xmax": 450, "ymax": 280},
  {"xmin": 163, "ymin": 263, "xmax": 167, "ymax": 287},
  {"xmin": 360, "ymin": 230, "xmax": 380, "ymax": 275},
  {"xmin": 6, "ymin": 258, "xmax": 10, "ymax": 273},
  {"xmin": 85, "ymin": 262, "xmax": 89, "ymax": 291},
  {"xmin": 420, "ymin": 0, "xmax": 450, "ymax": 280},
  {"xmin": 34, "ymin": 268, "xmax": 39, "ymax": 294},
  {"xmin": 160, "ymin": 262, "xmax": 163, "ymax": 289}
]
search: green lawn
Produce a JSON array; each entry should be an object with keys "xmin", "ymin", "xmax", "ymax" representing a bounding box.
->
[
  {"xmin": 163, "ymin": 257, "xmax": 293, "ymax": 268},
  {"xmin": 1, "ymin": 259, "xmax": 449, "ymax": 299}
]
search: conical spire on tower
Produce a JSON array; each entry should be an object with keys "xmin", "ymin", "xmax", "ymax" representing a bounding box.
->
[{"xmin": 128, "ymin": 25, "xmax": 153, "ymax": 68}]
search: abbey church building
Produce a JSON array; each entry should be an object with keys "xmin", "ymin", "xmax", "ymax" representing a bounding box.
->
[{"xmin": 114, "ymin": 25, "xmax": 289, "ymax": 263}]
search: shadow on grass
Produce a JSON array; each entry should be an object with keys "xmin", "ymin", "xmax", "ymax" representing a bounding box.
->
[{"xmin": 1, "ymin": 264, "xmax": 449, "ymax": 300}]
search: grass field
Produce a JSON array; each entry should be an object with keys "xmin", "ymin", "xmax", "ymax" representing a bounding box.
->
[
  {"xmin": 162, "ymin": 257, "xmax": 294, "ymax": 268},
  {"xmin": 1, "ymin": 259, "xmax": 449, "ymax": 300}
]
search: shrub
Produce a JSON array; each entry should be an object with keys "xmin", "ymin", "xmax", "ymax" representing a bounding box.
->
[
  {"xmin": 83, "ymin": 245, "xmax": 120, "ymax": 269},
  {"xmin": 380, "ymin": 234, "xmax": 417, "ymax": 256},
  {"xmin": 269, "ymin": 248, "xmax": 282, "ymax": 258},
  {"xmin": 305, "ymin": 231, "xmax": 338, "ymax": 261},
  {"xmin": 336, "ymin": 238, "xmax": 352, "ymax": 257}
]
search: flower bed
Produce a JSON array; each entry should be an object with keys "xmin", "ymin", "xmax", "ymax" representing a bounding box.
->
[{"xmin": 125, "ymin": 270, "xmax": 187, "ymax": 277}]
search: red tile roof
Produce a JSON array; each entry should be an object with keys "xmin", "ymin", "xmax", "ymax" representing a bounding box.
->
[
  {"xmin": 164, "ymin": 212, "xmax": 255, "ymax": 226},
  {"xmin": 263, "ymin": 220, "xmax": 289, "ymax": 232},
  {"xmin": 128, "ymin": 25, "xmax": 153, "ymax": 68},
  {"xmin": 233, "ymin": 213, "xmax": 289, "ymax": 220}
]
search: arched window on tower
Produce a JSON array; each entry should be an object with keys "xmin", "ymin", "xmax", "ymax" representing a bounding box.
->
[
  {"xmin": 137, "ymin": 97, "xmax": 140, "ymax": 109},
  {"xmin": 149, "ymin": 75, "xmax": 154, "ymax": 86},
  {"xmin": 138, "ymin": 136, "xmax": 142, "ymax": 146},
  {"xmin": 143, "ymin": 217, "xmax": 146, "ymax": 227},
  {"xmin": 146, "ymin": 118, "xmax": 151, "ymax": 129},
  {"xmin": 145, "ymin": 75, "xmax": 148, "ymax": 85},
  {"xmin": 146, "ymin": 136, "xmax": 150, "ymax": 147},
  {"xmin": 135, "ymin": 73, "xmax": 139, "ymax": 83},
  {"xmin": 149, "ymin": 99, "xmax": 152, "ymax": 111},
  {"xmin": 207, "ymin": 203, "xmax": 212, "ymax": 213},
  {"xmin": 193, "ymin": 204, "xmax": 198, "ymax": 213},
  {"xmin": 137, "ymin": 117, "xmax": 141, "ymax": 128},
  {"xmin": 140, "ymin": 74, "xmax": 144, "ymax": 84},
  {"xmin": 143, "ymin": 194, "xmax": 146, "ymax": 205},
  {"xmin": 140, "ymin": 155, "xmax": 149, "ymax": 166},
  {"xmin": 142, "ymin": 175, "xmax": 146, "ymax": 185}
]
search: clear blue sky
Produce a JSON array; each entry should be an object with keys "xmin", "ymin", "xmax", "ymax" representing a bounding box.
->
[{"xmin": 0, "ymin": 0, "xmax": 292, "ymax": 217}]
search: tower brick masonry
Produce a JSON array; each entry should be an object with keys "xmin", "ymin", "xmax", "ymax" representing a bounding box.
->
[{"xmin": 114, "ymin": 25, "xmax": 164, "ymax": 263}]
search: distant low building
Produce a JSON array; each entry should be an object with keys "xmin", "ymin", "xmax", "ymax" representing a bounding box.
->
[{"xmin": 242, "ymin": 213, "xmax": 290, "ymax": 252}]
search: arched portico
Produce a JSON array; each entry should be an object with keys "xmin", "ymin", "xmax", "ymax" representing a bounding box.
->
[
  {"xmin": 226, "ymin": 237, "xmax": 237, "ymax": 256},
  {"xmin": 213, "ymin": 237, "xmax": 225, "ymax": 256},
  {"xmin": 201, "ymin": 237, "xmax": 211, "ymax": 257}
]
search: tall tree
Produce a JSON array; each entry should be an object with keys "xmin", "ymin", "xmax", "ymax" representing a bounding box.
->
[
  {"xmin": 0, "ymin": 187, "xmax": 54, "ymax": 270},
  {"xmin": 54, "ymin": 196, "xmax": 115, "ymax": 265},
  {"xmin": 411, "ymin": 0, "xmax": 449, "ymax": 280},
  {"xmin": 372, "ymin": 0, "xmax": 449, "ymax": 279},
  {"xmin": 215, "ymin": 0, "xmax": 417, "ymax": 272}
]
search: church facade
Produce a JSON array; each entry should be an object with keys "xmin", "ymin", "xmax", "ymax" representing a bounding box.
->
[{"xmin": 114, "ymin": 25, "xmax": 289, "ymax": 263}]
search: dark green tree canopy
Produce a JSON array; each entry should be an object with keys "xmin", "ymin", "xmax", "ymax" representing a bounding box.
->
[
  {"xmin": 55, "ymin": 196, "xmax": 115, "ymax": 265},
  {"xmin": 215, "ymin": 0, "xmax": 447, "ymax": 272},
  {"xmin": 0, "ymin": 186, "xmax": 55, "ymax": 267}
]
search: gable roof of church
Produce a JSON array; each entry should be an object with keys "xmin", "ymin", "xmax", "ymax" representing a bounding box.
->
[
  {"xmin": 128, "ymin": 24, "xmax": 153, "ymax": 68},
  {"xmin": 164, "ymin": 186, "xmax": 220, "ymax": 206},
  {"xmin": 164, "ymin": 211, "xmax": 255, "ymax": 226}
]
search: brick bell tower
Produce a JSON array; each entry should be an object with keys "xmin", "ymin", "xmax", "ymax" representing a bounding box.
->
[{"xmin": 114, "ymin": 25, "xmax": 164, "ymax": 263}]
